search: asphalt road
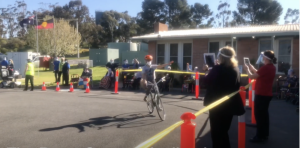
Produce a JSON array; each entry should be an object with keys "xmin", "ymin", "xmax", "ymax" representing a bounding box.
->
[{"xmin": 0, "ymin": 88, "xmax": 298, "ymax": 148}]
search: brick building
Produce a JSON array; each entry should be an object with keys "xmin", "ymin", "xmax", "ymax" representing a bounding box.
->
[{"xmin": 131, "ymin": 23, "xmax": 299, "ymax": 76}]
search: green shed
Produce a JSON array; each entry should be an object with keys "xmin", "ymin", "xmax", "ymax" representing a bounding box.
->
[{"xmin": 89, "ymin": 48, "xmax": 119, "ymax": 66}]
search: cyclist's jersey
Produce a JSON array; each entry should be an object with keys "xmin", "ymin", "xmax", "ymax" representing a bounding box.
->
[{"xmin": 142, "ymin": 64, "xmax": 158, "ymax": 82}]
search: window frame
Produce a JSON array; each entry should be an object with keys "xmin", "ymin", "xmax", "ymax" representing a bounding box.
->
[
  {"xmin": 182, "ymin": 43, "xmax": 192, "ymax": 71},
  {"xmin": 274, "ymin": 38, "xmax": 293, "ymax": 74},
  {"xmin": 156, "ymin": 44, "xmax": 165, "ymax": 65}
]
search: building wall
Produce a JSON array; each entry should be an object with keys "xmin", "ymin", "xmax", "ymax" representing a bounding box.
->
[
  {"xmin": 236, "ymin": 38, "xmax": 259, "ymax": 65},
  {"xmin": 192, "ymin": 39, "xmax": 209, "ymax": 69},
  {"xmin": 148, "ymin": 41, "xmax": 157, "ymax": 63},
  {"xmin": 292, "ymin": 38, "xmax": 299, "ymax": 76}
]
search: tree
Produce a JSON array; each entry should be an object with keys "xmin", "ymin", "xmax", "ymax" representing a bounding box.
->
[
  {"xmin": 136, "ymin": 0, "xmax": 166, "ymax": 34},
  {"xmin": 215, "ymin": 1, "xmax": 231, "ymax": 27},
  {"xmin": 284, "ymin": 8, "xmax": 299, "ymax": 24},
  {"xmin": 0, "ymin": 0, "xmax": 32, "ymax": 38},
  {"xmin": 164, "ymin": 0, "xmax": 191, "ymax": 29},
  {"xmin": 0, "ymin": 38, "xmax": 27, "ymax": 53},
  {"xmin": 190, "ymin": 3, "xmax": 213, "ymax": 28},
  {"xmin": 26, "ymin": 17, "xmax": 81, "ymax": 56},
  {"xmin": 101, "ymin": 11, "xmax": 120, "ymax": 42},
  {"xmin": 234, "ymin": 0, "xmax": 283, "ymax": 25}
]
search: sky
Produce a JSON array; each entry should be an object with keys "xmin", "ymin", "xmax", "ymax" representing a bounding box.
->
[{"xmin": 0, "ymin": 0, "xmax": 299, "ymax": 24}]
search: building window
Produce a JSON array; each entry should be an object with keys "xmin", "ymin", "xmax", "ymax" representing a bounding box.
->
[
  {"xmin": 183, "ymin": 43, "xmax": 192, "ymax": 70},
  {"xmin": 209, "ymin": 42, "xmax": 219, "ymax": 57},
  {"xmin": 157, "ymin": 44, "xmax": 165, "ymax": 65},
  {"xmin": 259, "ymin": 40, "xmax": 272, "ymax": 53},
  {"xmin": 278, "ymin": 39, "xmax": 292, "ymax": 73},
  {"xmin": 170, "ymin": 44, "xmax": 178, "ymax": 63}
]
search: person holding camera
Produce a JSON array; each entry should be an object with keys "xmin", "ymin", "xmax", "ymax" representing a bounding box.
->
[
  {"xmin": 244, "ymin": 50, "xmax": 276, "ymax": 143},
  {"xmin": 203, "ymin": 46, "xmax": 245, "ymax": 148}
]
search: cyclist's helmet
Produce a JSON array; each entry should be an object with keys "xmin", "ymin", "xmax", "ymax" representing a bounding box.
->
[{"xmin": 145, "ymin": 55, "xmax": 153, "ymax": 61}]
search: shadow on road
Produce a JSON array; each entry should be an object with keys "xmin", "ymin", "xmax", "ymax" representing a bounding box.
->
[
  {"xmin": 39, "ymin": 111, "xmax": 160, "ymax": 133},
  {"xmin": 195, "ymin": 116, "xmax": 212, "ymax": 148}
]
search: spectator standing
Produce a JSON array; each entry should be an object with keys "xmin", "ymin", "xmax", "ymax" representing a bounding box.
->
[
  {"xmin": 244, "ymin": 50, "xmax": 277, "ymax": 143},
  {"xmin": 53, "ymin": 57, "xmax": 60, "ymax": 82},
  {"xmin": 58, "ymin": 58, "xmax": 65, "ymax": 83},
  {"xmin": 203, "ymin": 46, "xmax": 245, "ymax": 148},
  {"xmin": 62, "ymin": 59, "xmax": 70, "ymax": 86},
  {"xmin": 24, "ymin": 59, "xmax": 34, "ymax": 91}
]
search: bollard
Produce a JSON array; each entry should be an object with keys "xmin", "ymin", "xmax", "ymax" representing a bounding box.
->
[
  {"xmin": 69, "ymin": 83, "xmax": 74, "ymax": 92},
  {"xmin": 238, "ymin": 86, "xmax": 246, "ymax": 148},
  {"xmin": 192, "ymin": 72, "xmax": 201, "ymax": 100},
  {"xmin": 251, "ymin": 80, "xmax": 256, "ymax": 124},
  {"xmin": 180, "ymin": 112, "xmax": 196, "ymax": 148},
  {"xmin": 112, "ymin": 70, "xmax": 119, "ymax": 94},
  {"xmin": 42, "ymin": 82, "xmax": 46, "ymax": 91},
  {"xmin": 55, "ymin": 82, "xmax": 60, "ymax": 92},
  {"xmin": 247, "ymin": 80, "xmax": 257, "ymax": 127},
  {"xmin": 247, "ymin": 78, "xmax": 252, "ymax": 109},
  {"xmin": 247, "ymin": 89, "xmax": 252, "ymax": 109},
  {"xmin": 85, "ymin": 83, "xmax": 90, "ymax": 93}
]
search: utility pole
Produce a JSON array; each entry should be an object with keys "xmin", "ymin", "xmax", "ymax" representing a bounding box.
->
[{"xmin": 76, "ymin": 19, "xmax": 79, "ymax": 58}]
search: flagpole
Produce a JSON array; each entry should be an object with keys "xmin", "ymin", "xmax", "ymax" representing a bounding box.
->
[
  {"xmin": 53, "ymin": 16, "xmax": 56, "ymax": 58},
  {"xmin": 36, "ymin": 12, "xmax": 39, "ymax": 77}
]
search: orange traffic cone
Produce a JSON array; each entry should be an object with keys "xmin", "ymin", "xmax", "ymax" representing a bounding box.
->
[
  {"xmin": 42, "ymin": 82, "xmax": 46, "ymax": 91},
  {"xmin": 69, "ymin": 83, "xmax": 74, "ymax": 92},
  {"xmin": 56, "ymin": 82, "xmax": 60, "ymax": 92},
  {"xmin": 85, "ymin": 83, "xmax": 90, "ymax": 93}
]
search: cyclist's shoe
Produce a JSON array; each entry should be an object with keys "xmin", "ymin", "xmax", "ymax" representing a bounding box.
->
[
  {"xmin": 144, "ymin": 96, "xmax": 147, "ymax": 102},
  {"xmin": 158, "ymin": 106, "xmax": 163, "ymax": 111}
]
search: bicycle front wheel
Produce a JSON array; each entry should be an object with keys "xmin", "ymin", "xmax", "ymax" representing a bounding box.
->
[
  {"xmin": 155, "ymin": 94, "xmax": 166, "ymax": 121},
  {"xmin": 146, "ymin": 92, "xmax": 154, "ymax": 114}
]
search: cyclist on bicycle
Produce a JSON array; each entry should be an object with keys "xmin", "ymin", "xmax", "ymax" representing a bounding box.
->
[{"xmin": 141, "ymin": 55, "xmax": 173, "ymax": 101}]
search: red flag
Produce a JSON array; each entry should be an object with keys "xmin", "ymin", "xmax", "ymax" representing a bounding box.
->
[{"xmin": 36, "ymin": 18, "xmax": 54, "ymax": 29}]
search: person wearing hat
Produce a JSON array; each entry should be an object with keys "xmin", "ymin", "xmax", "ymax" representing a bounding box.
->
[{"xmin": 24, "ymin": 59, "xmax": 34, "ymax": 91}]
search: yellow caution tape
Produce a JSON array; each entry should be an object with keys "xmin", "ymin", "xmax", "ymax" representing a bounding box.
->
[
  {"xmin": 122, "ymin": 69, "xmax": 248, "ymax": 77},
  {"xmin": 135, "ymin": 81, "xmax": 253, "ymax": 148}
]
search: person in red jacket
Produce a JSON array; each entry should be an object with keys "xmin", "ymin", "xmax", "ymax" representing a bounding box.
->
[{"xmin": 244, "ymin": 50, "xmax": 277, "ymax": 143}]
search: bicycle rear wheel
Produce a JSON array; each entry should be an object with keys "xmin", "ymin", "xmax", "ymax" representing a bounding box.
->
[
  {"xmin": 146, "ymin": 92, "xmax": 154, "ymax": 114},
  {"xmin": 155, "ymin": 94, "xmax": 166, "ymax": 121}
]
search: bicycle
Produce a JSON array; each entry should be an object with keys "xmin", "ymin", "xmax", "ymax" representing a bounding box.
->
[{"xmin": 145, "ymin": 76, "xmax": 166, "ymax": 121}]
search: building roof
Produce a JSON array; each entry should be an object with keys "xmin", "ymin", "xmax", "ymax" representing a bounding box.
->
[{"xmin": 131, "ymin": 24, "xmax": 299, "ymax": 41}]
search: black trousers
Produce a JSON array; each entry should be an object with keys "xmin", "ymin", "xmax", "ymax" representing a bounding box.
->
[
  {"xmin": 133, "ymin": 78, "xmax": 141, "ymax": 90},
  {"xmin": 58, "ymin": 71, "xmax": 62, "ymax": 83},
  {"xmin": 254, "ymin": 95, "xmax": 272, "ymax": 139},
  {"xmin": 62, "ymin": 73, "xmax": 69, "ymax": 85},
  {"xmin": 54, "ymin": 70, "xmax": 59, "ymax": 82},
  {"xmin": 209, "ymin": 110, "xmax": 233, "ymax": 148},
  {"xmin": 25, "ymin": 75, "xmax": 34, "ymax": 90}
]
